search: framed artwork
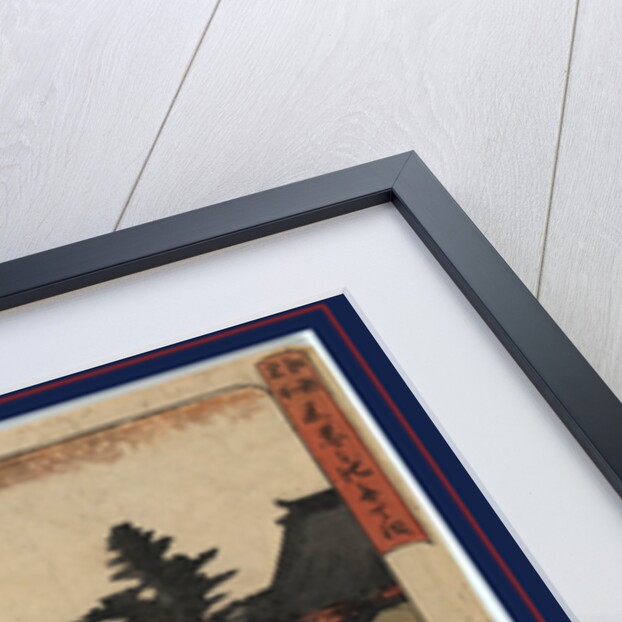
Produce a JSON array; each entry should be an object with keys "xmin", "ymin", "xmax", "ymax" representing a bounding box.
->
[
  {"xmin": 0, "ymin": 298, "xmax": 567, "ymax": 621},
  {"xmin": 1, "ymin": 152, "xmax": 620, "ymax": 620}
]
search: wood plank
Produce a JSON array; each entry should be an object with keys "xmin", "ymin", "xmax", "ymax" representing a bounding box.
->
[
  {"xmin": 0, "ymin": 0, "xmax": 219, "ymax": 262},
  {"xmin": 539, "ymin": 1, "xmax": 622, "ymax": 401},
  {"xmin": 119, "ymin": 0, "xmax": 576, "ymax": 291}
]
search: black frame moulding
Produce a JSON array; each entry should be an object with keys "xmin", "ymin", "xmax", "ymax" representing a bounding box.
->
[{"xmin": 1, "ymin": 151, "xmax": 621, "ymax": 498}]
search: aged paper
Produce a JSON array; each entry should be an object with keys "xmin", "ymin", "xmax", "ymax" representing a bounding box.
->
[{"xmin": 0, "ymin": 341, "xmax": 494, "ymax": 622}]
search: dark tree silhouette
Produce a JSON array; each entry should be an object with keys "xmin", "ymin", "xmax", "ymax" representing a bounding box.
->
[{"xmin": 77, "ymin": 522, "xmax": 236, "ymax": 622}]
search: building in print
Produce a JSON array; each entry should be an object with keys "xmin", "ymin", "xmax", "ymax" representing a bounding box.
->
[{"xmin": 213, "ymin": 489, "xmax": 411, "ymax": 622}]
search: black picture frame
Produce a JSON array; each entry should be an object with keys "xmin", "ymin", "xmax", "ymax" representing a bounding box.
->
[{"xmin": 1, "ymin": 150, "xmax": 620, "ymax": 499}]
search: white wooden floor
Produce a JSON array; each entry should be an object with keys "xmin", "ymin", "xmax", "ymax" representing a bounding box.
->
[{"xmin": 1, "ymin": 0, "xmax": 620, "ymax": 403}]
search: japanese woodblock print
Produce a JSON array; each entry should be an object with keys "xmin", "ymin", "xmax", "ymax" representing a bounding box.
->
[{"xmin": 0, "ymin": 334, "xmax": 504, "ymax": 622}]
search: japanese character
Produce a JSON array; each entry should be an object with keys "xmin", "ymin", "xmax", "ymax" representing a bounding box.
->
[
  {"xmin": 337, "ymin": 459, "xmax": 373, "ymax": 482},
  {"xmin": 318, "ymin": 424, "xmax": 346, "ymax": 448},
  {"xmin": 357, "ymin": 483, "xmax": 381, "ymax": 503},
  {"xmin": 370, "ymin": 503, "xmax": 390, "ymax": 520},
  {"xmin": 303, "ymin": 401, "xmax": 322, "ymax": 424},
  {"xmin": 264, "ymin": 361, "xmax": 284, "ymax": 379},
  {"xmin": 296, "ymin": 377, "xmax": 319, "ymax": 394},
  {"xmin": 283, "ymin": 356, "xmax": 307, "ymax": 374},
  {"xmin": 278, "ymin": 377, "xmax": 319, "ymax": 399},
  {"xmin": 279, "ymin": 385, "xmax": 294, "ymax": 399},
  {"xmin": 386, "ymin": 519, "xmax": 413, "ymax": 537}
]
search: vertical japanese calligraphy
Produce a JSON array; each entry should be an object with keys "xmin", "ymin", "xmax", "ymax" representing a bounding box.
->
[{"xmin": 257, "ymin": 350, "xmax": 428, "ymax": 554}]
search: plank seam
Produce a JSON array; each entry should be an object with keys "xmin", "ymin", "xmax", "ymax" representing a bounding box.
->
[
  {"xmin": 535, "ymin": 0, "xmax": 581, "ymax": 298},
  {"xmin": 112, "ymin": 0, "xmax": 225, "ymax": 232}
]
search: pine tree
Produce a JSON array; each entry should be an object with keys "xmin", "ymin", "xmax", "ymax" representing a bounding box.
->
[{"xmin": 78, "ymin": 522, "xmax": 236, "ymax": 622}]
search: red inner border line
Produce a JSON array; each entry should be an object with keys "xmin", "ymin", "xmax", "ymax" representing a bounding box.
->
[
  {"xmin": 0, "ymin": 305, "xmax": 316, "ymax": 405},
  {"xmin": 0, "ymin": 303, "xmax": 545, "ymax": 621},
  {"xmin": 318, "ymin": 304, "xmax": 545, "ymax": 622}
]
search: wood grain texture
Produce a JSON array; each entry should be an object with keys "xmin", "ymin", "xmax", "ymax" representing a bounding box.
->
[
  {"xmin": 119, "ymin": 0, "xmax": 576, "ymax": 290},
  {"xmin": 539, "ymin": 1, "xmax": 622, "ymax": 401},
  {"xmin": 0, "ymin": 0, "xmax": 218, "ymax": 262}
]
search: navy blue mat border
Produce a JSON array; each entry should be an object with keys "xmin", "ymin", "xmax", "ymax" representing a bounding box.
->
[{"xmin": 0, "ymin": 295, "xmax": 570, "ymax": 621}]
